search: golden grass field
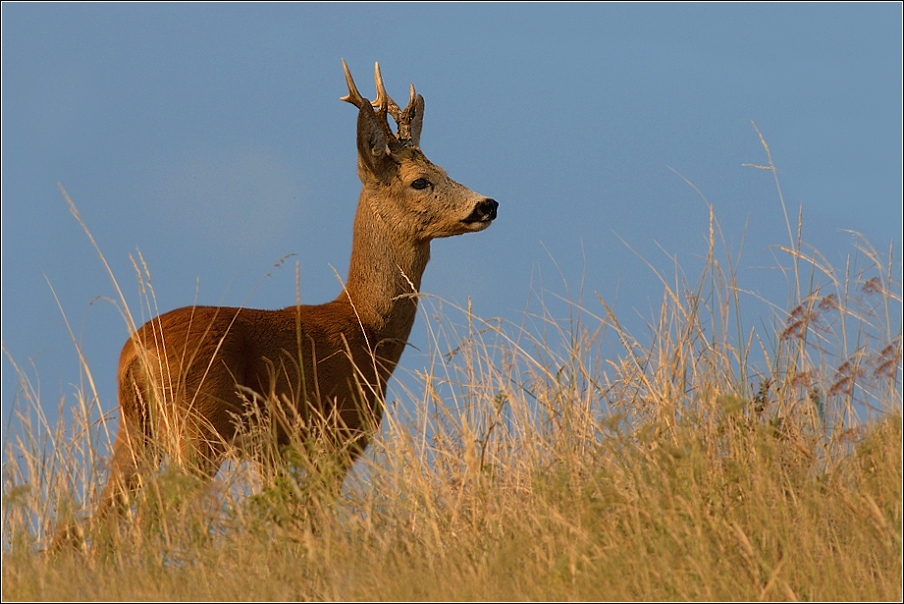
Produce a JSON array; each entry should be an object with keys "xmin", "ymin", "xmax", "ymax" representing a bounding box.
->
[{"xmin": 3, "ymin": 158, "xmax": 901, "ymax": 600}]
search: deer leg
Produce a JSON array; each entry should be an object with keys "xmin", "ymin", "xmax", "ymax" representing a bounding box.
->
[
  {"xmin": 48, "ymin": 421, "xmax": 151, "ymax": 553},
  {"xmin": 98, "ymin": 429, "xmax": 147, "ymax": 516},
  {"xmin": 189, "ymin": 430, "xmax": 227, "ymax": 482}
]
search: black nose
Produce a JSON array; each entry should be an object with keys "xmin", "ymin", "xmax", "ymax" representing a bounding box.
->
[
  {"xmin": 464, "ymin": 198, "xmax": 498, "ymax": 223},
  {"xmin": 483, "ymin": 198, "xmax": 499, "ymax": 221}
]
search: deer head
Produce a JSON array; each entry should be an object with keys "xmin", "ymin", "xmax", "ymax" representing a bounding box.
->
[{"xmin": 340, "ymin": 60, "xmax": 497, "ymax": 243}]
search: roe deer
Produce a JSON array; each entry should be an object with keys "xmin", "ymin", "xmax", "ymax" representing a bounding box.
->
[{"xmin": 62, "ymin": 60, "xmax": 497, "ymax": 544}]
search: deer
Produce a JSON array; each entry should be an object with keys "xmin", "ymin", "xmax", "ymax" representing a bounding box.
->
[{"xmin": 52, "ymin": 60, "xmax": 497, "ymax": 549}]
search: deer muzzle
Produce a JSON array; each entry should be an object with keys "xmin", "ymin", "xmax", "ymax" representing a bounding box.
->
[{"xmin": 463, "ymin": 198, "xmax": 498, "ymax": 224}]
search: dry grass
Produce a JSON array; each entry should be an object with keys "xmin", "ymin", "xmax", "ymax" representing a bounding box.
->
[{"xmin": 2, "ymin": 165, "xmax": 901, "ymax": 600}]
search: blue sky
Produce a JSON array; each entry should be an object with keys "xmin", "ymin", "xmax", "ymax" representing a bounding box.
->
[{"xmin": 2, "ymin": 4, "xmax": 901, "ymax": 442}]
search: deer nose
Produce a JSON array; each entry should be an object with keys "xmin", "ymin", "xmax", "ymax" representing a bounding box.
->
[
  {"xmin": 464, "ymin": 198, "xmax": 498, "ymax": 223},
  {"xmin": 483, "ymin": 198, "xmax": 499, "ymax": 220}
]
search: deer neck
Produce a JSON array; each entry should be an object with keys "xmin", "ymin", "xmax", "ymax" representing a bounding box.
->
[{"xmin": 341, "ymin": 190, "xmax": 430, "ymax": 339}]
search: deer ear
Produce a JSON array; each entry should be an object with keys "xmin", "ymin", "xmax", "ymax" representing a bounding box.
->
[
  {"xmin": 355, "ymin": 106, "xmax": 389, "ymax": 176},
  {"xmin": 408, "ymin": 92, "xmax": 425, "ymax": 148}
]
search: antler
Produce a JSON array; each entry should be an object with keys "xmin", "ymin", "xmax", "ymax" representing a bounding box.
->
[
  {"xmin": 374, "ymin": 62, "xmax": 424, "ymax": 147},
  {"xmin": 342, "ymin": 60, "xmax": 425, "ymax": 149},
  {"xmin": 340, "ymin": 58, "xmax": 371, "ymax": 110},
  {"xmin": 373, "ymin": 63, "xmax": 400, "ymax": 119},
  {"xmin": 372, "ymin": 62, "xmax": 400, "ymax": 146}
]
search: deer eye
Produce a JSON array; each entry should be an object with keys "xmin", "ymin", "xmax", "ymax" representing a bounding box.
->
[{"xmin": 410, "ymin": 178, "xmax": 430, "ymax": 190}]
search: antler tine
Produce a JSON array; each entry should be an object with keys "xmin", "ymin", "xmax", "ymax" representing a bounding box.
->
[
  {"xmin": 407, "ymin": 83, "xmax": 417, "ymax": 111},
  {"xmin": 401, "ymin": 82, "xmax": 424, "ymax": 147},
  {"xmin": 340, "ymin": 58, "xmax": 370, "ymax": 110},
  {"xmin": 373, "ymin": 62, "xmax": 402, "ymax": 121}
]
